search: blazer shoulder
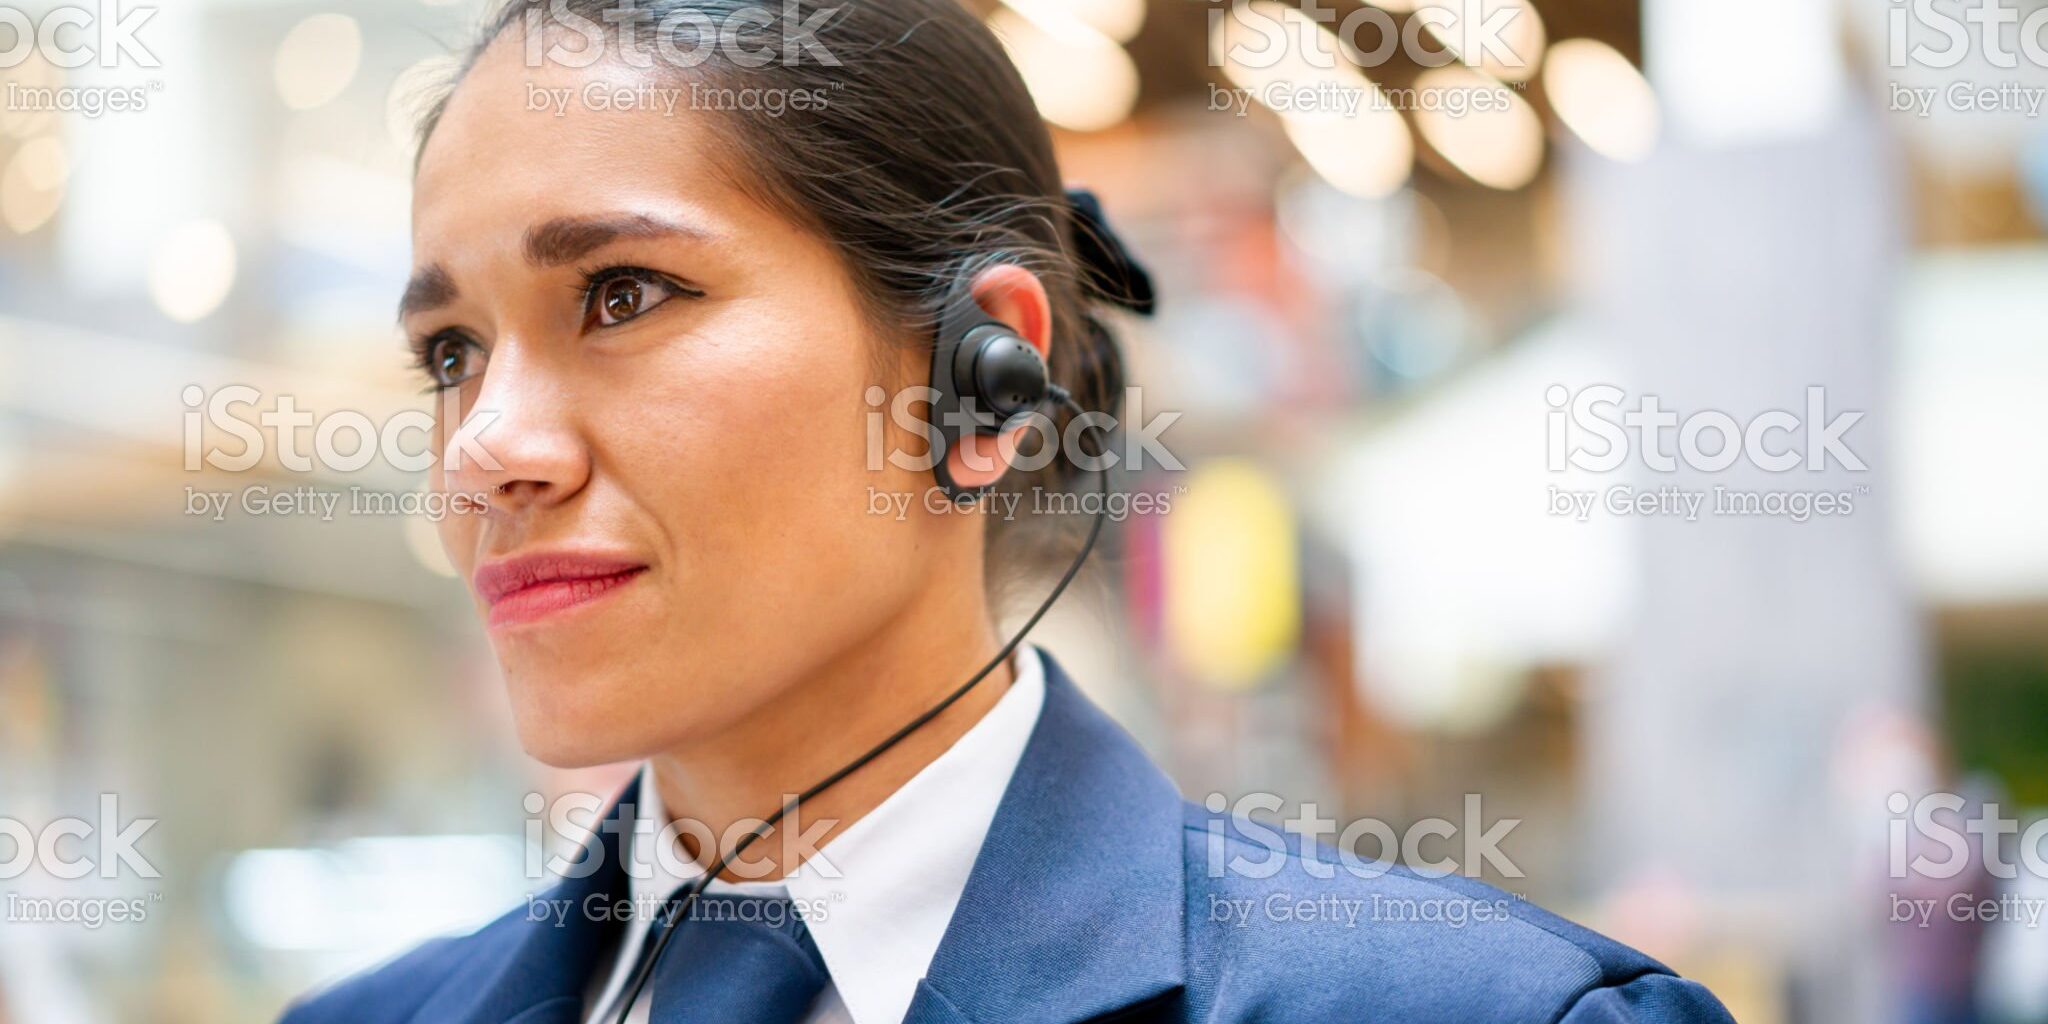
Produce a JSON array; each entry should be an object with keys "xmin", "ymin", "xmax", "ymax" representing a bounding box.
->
[
  {"xmin": 278, "ymin": 907, "xmax": 526, "ymax": 1024},
  {"xmin": 1177, "ymin": 803, "xmax": 1734, "ymax": 1023}
]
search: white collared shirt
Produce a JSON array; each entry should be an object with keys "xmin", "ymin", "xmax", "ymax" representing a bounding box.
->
[{"xmin": 582, "ymin": 647, "xmax": 1048, "ymax": 1024}]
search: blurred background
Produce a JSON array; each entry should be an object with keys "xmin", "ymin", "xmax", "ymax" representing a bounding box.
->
[{"xmin": 2, "ymin": 0, "xmax": 2046, "ymax": 1020}]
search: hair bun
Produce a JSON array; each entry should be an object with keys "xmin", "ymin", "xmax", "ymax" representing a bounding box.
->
[{"xmin": 1064, "ymin": 187, "xmax": 1156, "ymax": 318}]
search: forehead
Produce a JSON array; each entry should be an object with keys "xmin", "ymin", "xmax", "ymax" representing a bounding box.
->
[{"xmin": 411, "ymin": 40, "xmax": 745, "ymax": 251}]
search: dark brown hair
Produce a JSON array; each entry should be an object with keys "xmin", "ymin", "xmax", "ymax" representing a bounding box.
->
[{"xmin": 417, "ymin": 0, "xmax": 1129, "ymax": 594}]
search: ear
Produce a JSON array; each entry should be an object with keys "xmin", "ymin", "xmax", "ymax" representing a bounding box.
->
[{"xmin": 943, "ymin": 264, "xmax": 1053, "ymax": 493}]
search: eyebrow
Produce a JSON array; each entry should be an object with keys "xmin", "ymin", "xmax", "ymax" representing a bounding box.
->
[
  {"xmin": 524, "ymin": 212, "xmax": 706, "ymax": 268},
  {"xmin": 396, "ymin": 213, "xmax": 708, "ymax": 321},
  {"xmin": 397, "ymin": 264, "xmax": 457, "ymax": 321}
]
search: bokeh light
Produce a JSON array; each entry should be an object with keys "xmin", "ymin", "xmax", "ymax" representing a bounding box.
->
[
  {"xmin": 147, "ymin": 220, "xmax": 239, "ymax": 323},
  {"xmin": 1214, "ymin": 1, "xmax": 1414, "ymax": 198},
  {"xmin": 1542, "ymin": 38, "xmax": 1659, "ymax": 162},
  {"xmin": 1412, "ymin": 66, "xmax": 1544, "ymax": 189},
  {"xmin": 275, "ymin": 14, "xmax": 364, "ymax": 111},
  {"xmin": 1000, "ymin": 0, "xmax": 1145, "ymax": 44},
  {"xmin": 987, "ymin": 6, "xmax": 1140, "ymax": 132},
  {"xmin": 1412, "ymin": 0, "xmax": 1548, "ymax": 82},
  {"xmin": 0, "ymin": 136, "xmax": 68, "ymax": 233}
]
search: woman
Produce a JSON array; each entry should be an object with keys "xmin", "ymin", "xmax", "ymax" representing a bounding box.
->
[{"xmin": 285, "ymin": 2, "xmax": 1732, "ymax": 1021}]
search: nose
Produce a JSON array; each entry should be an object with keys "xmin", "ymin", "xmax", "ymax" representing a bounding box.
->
[{"xmin": 442, "ymin": 341, "xmax": 589, "ymax": 516}]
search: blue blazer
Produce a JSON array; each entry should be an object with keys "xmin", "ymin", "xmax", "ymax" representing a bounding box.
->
[{"xmin": 282, "ymin": 655, "xmax": 1733, "ymax": 1023}]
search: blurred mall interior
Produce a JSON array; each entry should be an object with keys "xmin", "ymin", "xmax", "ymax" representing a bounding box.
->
[{"xmin": 3, "ymin": 0, "xmax": 2048, "ymax": 1021}]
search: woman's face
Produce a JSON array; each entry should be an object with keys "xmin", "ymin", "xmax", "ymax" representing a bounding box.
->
[{"xmin": 406, "ymin": 43, "xmax": 957, "ymax": 767}]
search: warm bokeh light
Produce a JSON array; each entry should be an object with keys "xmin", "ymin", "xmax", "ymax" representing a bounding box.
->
[
  {"xmin": 275, "ymin": 14, "xmax": 364, "ymax": 111},
  {"xmin": 987, "ymin": 7, "xmax": 1139, "ymax": 132},
  {"xmin": 1214, "ymin": 1, "xmax": 1414, "ymax": 198},
  {"xmin": 0, "ymin": 136, "xmax": 68, "ymax": 234},
  {"xmin": 1412, "ymin": 66, "xmax": 1544, "ymax": 189},
  {"xmin": 147, "ymin": 220, "xmax": 239, "ymax": 323},
  {"xmin": 1412, "ymin": 0, "xmax": 1547, "ymax": 82},
  {"xmin": 1542, "ymin": 38, "xmax": 1660, "ymax": 162},
  {"xmin": 1000, "ymin": 0, "xmax": 1144, "ymax": 45},
  {"xmin": 1282, "ymin": 112, "xmax": 1413, "ymax": 199},
  {"xmin": 1212, "ymin": 1, "xmax": 1353, "ymax": 96}
]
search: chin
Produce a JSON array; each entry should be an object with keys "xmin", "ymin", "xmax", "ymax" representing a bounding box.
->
[
  {"xmin": 513, "ymin": 728, "xmax": 625, "ymax": 770},
  {"xmin": 511, "ymin": 715, "xmax": 632, "ymax": 769},
  {"xmin": 501, "ymin": 670, "xmax": 665, "ymax": 769}
]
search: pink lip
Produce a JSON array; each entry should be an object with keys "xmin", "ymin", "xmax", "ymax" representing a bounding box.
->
[{"xmin": 473, "ymin": 552, "xmax": 649, "ymax": 629}]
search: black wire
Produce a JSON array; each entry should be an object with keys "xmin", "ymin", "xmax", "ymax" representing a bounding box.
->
[{"xmin": 607, "ymin": 391, "xmax": 1109, "ymax": 1024}]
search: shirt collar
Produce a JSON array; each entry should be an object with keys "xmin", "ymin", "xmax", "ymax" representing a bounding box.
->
[{"xmin": 623, "ymin": 646, "xmax": 1048, "ymax": 1024}]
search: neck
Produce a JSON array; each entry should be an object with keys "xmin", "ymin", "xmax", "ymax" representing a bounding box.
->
[{"xmin": 647, "ymin": 579, "xmax": 1014, "ymax": 881}]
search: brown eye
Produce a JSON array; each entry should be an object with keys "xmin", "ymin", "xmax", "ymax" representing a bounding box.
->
[
  {"xmin": 601, "ymin": 277, "xmax": 642, "ymax": 322},
  {"xmin": 424, "ymin": 332, "xmax": 485, "ymax": 389},
  {"xmin": 587, "ymin": 270, "xmax": 680, "ymax": 328}
]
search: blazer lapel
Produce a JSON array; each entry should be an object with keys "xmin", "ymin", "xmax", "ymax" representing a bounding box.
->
[
  {"xmin": 906, "ymin": 653, "xmax": 1187, "ymax": 1023},
  {"xmin": 421, "ymin": 784, "xmax": 638, "ymax": 1024}
]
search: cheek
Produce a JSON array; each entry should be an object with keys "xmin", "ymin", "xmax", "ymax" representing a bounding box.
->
[
  {"xmin": 434, "ymin": 489, "xmax": 482, "ymax": 578},
  {"xmin": 604, "ymin": 309, "xmax": 888, "ymax": 503},
  {"xmin": 428, "ymin": 417, "xmax": 483, "ymax": 579}
]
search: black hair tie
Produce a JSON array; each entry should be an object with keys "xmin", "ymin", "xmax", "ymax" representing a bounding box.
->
[{"xmin": 1065, "ymin": 187, "xmax": 1156, "ymax": 318}]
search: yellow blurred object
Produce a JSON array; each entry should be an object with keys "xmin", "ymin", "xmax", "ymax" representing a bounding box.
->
[{"xmin": 1163, "ymin": 459, "xmax": 1300, "ymax": 690}]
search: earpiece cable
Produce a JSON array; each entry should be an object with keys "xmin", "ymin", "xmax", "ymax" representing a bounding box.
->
[{"xmin": 607, "ymin": 389, "xmax": 1107, "ymax": 1024}]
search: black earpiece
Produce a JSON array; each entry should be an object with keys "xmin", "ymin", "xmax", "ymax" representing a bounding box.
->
[{"xmin": 926, "ymin": 278, "xmax": 1051, "ymax": 502}]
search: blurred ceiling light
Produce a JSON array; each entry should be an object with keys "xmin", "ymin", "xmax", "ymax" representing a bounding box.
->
[
  {"xmin": 148, "ymin": 220, "xmax": 238, "ymax": 324},
  {"xmin": 1213, "ymin": 2, "xmax": 1413, "ymax": 198},
  {"xmin": 1212, "ymin": 1, "xmax": 1354, "ymax": 96},
  {"xmin": 1542, "ymin": 39, "xmax": 1658, "ymax": 162},
  {"xmin": 1163, "ymin": 459, "xmax": 1301, "ymax": 691},
  {"xmin": 386, "ymin": 55, "xmax": 459, "ymax": 156},
  {"xmin": 987, "ymin": 7, "xmax": 1138, "ymax": 132},
  {"xmin": 275, "ymin": 13, "xmax": 363, "ymax": 111},
  {"xmin": 1281, "ymin": 111, "xmax": 1412, "ymax": 199},
  {"xmin": 1412, "ymin": 0, "xmax": 1545, "ymax": 82},
  {"xmin": 999, "ymin": 0, "xmax": 1144, "ymax": 44},
  {"xmin": 0, "ymin": 136, "xmax": 68, "ymax": 233},
  {"xmin": 1412, "ymin": 66, "xmax": 1543, "ymax": 189}
]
